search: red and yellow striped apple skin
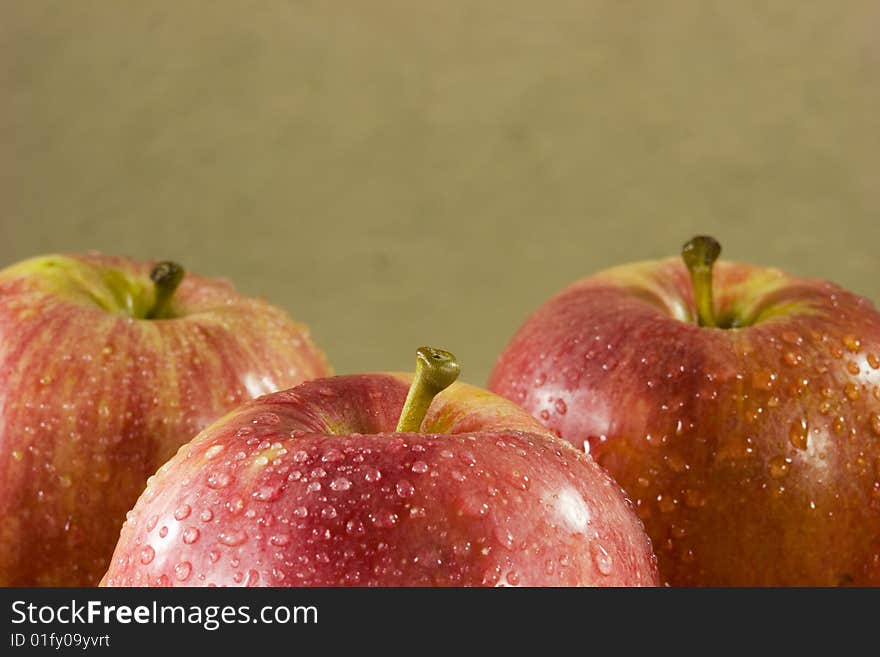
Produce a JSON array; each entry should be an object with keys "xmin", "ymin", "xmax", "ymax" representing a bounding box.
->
[{"xmin": 0, "ymin": 254, "xmax": 331, "ymax": 586}]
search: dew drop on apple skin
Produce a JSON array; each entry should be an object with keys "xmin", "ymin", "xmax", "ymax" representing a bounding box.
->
[
  {"xmin": 790, "ymin": 419, "xmax": 809, "ymax": 450},
  {"xmin": 870, "ymin": 413, "xmax": 880, "ymax": 438},
  {"xmin": 174, "ymin": 561, "xmax": 192, "ymax": 582},
  {"xmin": 140, "ymin": 546, "xmax": 155, "ymax": 565},
  {"xmin": 769, "ymin": 456, "xmax": 792, "ymax": 479},
  {"xmin": 591, "ymin": 542, "xmax": 613, "ymax": 576},
  {"xmin": 218, "ymin": 529, "xmax": 248, "ymax": 547},
  {"xmin": 182, "ymin": 527, "xmax": 200, "ymax": 544}
]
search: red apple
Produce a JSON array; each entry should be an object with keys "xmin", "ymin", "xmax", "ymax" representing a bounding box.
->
[
  {"xmin": 489, "ymin": 236, "xmax": 880, "ymax": 585},
  {"xmin": 101, "ymin": 347, "xmax": 657, "ymax": 587},
  {"xmin": 0, "ymin": 254, "xmax": 332, "ymax": 586}
]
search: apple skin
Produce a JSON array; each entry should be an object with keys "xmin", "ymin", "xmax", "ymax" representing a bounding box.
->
[
  {"xmin": 100, "ymin": 374, "xmax": 658, "ymax": 587},
  {"xmin": 489, "ymin": 257, "xmax": 880, "ymax": 586},
  {"xmin": 0, "ymin": 254, "xmax": 332, "ymax": 586}
]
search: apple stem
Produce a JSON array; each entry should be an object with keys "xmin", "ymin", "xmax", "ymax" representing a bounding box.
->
[
  {"xmin": 396, "ymin": 347, "xmax": 461, "ymax": 432},
  {"xmin": 146, "ymin": 261, "xmax": 185, "ymax": 320},
  {"xmin": 681, "ymin": 235, "xmax": 721, "ymax": 328}
]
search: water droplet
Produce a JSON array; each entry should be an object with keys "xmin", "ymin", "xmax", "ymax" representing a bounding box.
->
[
  {"xmin": 306, "ymin": 481, "xmax": 322, "ymax": 494},
  {"xmin": 539, "ymin": 410, "xmax": 551, "ymax": 421},
  {"xmin": 255, "ymin": 485, "xmax": 282, "ymax": 501},
  {"xmin": 182, "ymin": 527, "xmax": 200, "ymax": 544},
  {"xmin": 371, "ymin": 510, "xmax": 398, "ymax": 528},
  {"xmin": 11, "ymin": 450, "xmax": 23, "ymax": 461},
  {"xmin": 321, "ymin": 505, "xmax": 338, "ymax": 519},
  {"xmin": 783, "ymin": 351, "xmax": 801, "ymax": 367},
  {"xmin": 769, "ymin": 456, "xmax": 792, "ymax": 479},
  {"xmin": 173, "ymin": 504, "xmax": 192, "ymax": 521},
  {"xmin": 845, "ymin": 383, "xmax": 860, "ymax": 401},
  {"xmin": 140, "ymin": 546, "xmax": 155, "ymax": 564},
  {"xmin": 534, "ymin": 373, "xmax": 546, "ymax": 386},
  {"xmin": 293, "ymin": 450, "xmax": 309, "ymax": 463},
  {"xmin": 590, "ymin": 542, "xmax": 613, "ymax": 576},
  {"xmin": 330, "ymin": 477, "xmax": 352, "ymax": 492},
  {"xmin": 218, "ymin": 530, "xmax": 248, "ymax": 547},
  {"xmin": 59, "ymin": 475, "xmax": 72, "ymax": 488},
  {"xmin": 293, "ymin": 506, "xmax": 308, "ymax": 518},
  {"xmin": 364, "ymin": 468, "xmax": 382, "ymax": 483},
  {"xmin": 657, "ymin": 495, "xmax": 676, "ymax": 513},
  {"xmin": 411, "ymin": 461, "xmax": 429, "ymax": 474},
  {"xmin": 843, "ymin": 335, "xmax": 861, "ymax": 352},
  {"xmin": 868, "ymin": 353, "xmax": 880, "ymax": 370},
  {"xmin": 789, "ymin": 419, "xmax": 809, "ymax": 450},
  {"xmin": 226, "ymin": 497, "xmax": 245, "ymax": 515},
  {"xmin": 322, "ymin": 449, "xmax": 344, "ymax": 463},
  {"xmin": 346, "ymin": 519, "xmax": 365, "ymax": 535},
  {"xmin": 174, "ymin": 561, "xmax": 192, "ymax": 582},
  {"xmin": 506, "ymin": 571, "xmax": 520, "ymax": 586},
  {"xmin": 752, "ymin": 370, "xmax": 776, "ymax": 391},
  {"xmin": 847, "ymin": 361, "xmax": 861, "ymax": 376},
  {"xmin": 158, "ymin": 526, "xmax": 168, "ymax": 538},
  {"xmin": 554, "ymin": 399, "xmax": 567, "ymax": 415},
  {"xmin": 396, "ymin": 480, "xmax": 415, "ymax": 497},
  {"xmin": 310, "ymin": 467, "xmax": 327, "ymax": 479},
  {"xmin": 207, "ymin": 471, "xmax": 233, "ymax": 489},
  {"xmin": 870, "ymin": 413, "xmax": 880, "ymax": 437},
  {"xmin": 205, "ymin": 445, "xmax": 224, "ymax": 459},
  {"xmin": 270, "ymin": 533, "xmax": 291, "ymax": 547},
  {"xmin": 200, "ymin": 509, "xmax": 214, "ymax": 522},
  {"xmin": 145, "ymin": 515, "xmax": 159, "ymax": 532},
  {"xmin": 253, "ymin": 412, "xmax": 280, "ymax": 425}
]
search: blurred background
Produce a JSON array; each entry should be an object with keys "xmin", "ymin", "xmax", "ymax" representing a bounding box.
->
[{"xmin": 2, "ymin": 1, "xmax": 878, "ymax": 383}]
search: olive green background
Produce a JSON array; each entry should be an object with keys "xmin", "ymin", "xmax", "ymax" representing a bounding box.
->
[{"xmin": 2, "ymin": 2, "xmax": 878, "ymax": 383}]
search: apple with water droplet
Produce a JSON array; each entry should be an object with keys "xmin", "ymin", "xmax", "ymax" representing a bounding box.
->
[
  {"xmin": 489, "ymin": 236, "xmax": 880, "ymax": 585},
  {"xmin": 101, "ymin": 347, "xmax": 657, "ymax": 586},
  {"xmin": 0, "ymin": 254, "xmax": 331, "ymax": 585}
]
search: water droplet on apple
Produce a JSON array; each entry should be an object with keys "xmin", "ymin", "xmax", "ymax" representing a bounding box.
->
[
  {"xmin": 870, "ymin": 413, "xmax": 880, "ymax": 437},
  {"xmin": 204, "ymin": 444, "xmax": 225, "ymax": 459},
  {"xmin": 226, "ymin": 496, "xmax": 245, "ymax": 514},
  {"xmin": 321, "ymin": 505, "xmax": 338, "ymax": 520},
  {"xmin": 173, "ymin": 504, "xmax": 192, "ymax": 521},
  {"xmin": 255, "ymin": 485, "xmax": 282, "ymax": 501},
  {"xmin": 843, "ymin": 335, "xmax": 861, "ymax": 352},
  {"xmin": 591, "ymin": 541, "xmax": 613, "ymax": 576},
  {"xmin": 847, "ymin": 361, "xmax": 861, "ymax": 376},
  {"xmin": 253, "ymin": 412, "xmax": 280, "ymax": 425},
  {"xmin": 293, "ymin": 450, "xmax": 309, "ymax": 463},
  {"xmin": 554, "ymin": 398, "xmax": 567, "ymax": 415},
  {"xmin": 140, "ymin": 546, "xmax": 155, "ymax": 564},
  {"xmin": 218, "ymin": 530, "xmax": 248, "ymax": 546},
  {"xmin": 145, "ymin": 514, "xmax": 159, "ymax": 532},
  {"xmin": 174, "ymin": 561, "xmax": 192, "ymax": 582},
  {"xmin": 396, "ymin": 480, "xmax": 415, "ymax": 498},
  {"xmin": 200, "ymin": 509, "xmax": 214, "ymax": 522},
  {"xmin": 783, "ymin": 351, "xmax": 802, "ymax": 367},
  {"xmin": 182, "ymin": 527, "xmax": 200, "ymax": 544},
  {"xmin": 411, "ymin": 461, "xmax": 429, "ymax": 474},
  {"xmin": 207, "ymin": 471, "xmax": 233, "ymax": 489},
  {"xmin": 158, "ymin": 526, "xmax": 168, "ymax": 538},
  {"xmin": 346, "ymin": 519, "xmax": 365, "ymax": 535},
  {"xmin": 306, "ymin": 481, "xmax": 322, "ymax": 494},
  {"xmin": 330, "ymin": 477, "xmax": 352, "ymax": 492},
  {"xmin": 769, "ymin": 456, "xmax": 792, "ymax": 479},
  {"xmin": 293, "ymin": 506, "xmax": 308, "ymax": 518},
  {"xmin": 371, "ymin": 510, "xmax": 398, "ymax": 528},
  {"xmin": 270, "ymin": 533, "xmax": 291, "ymax": 547},
  {"xmin": 364, "ymin": 468, "xmax": 382, "ymax": 483},
  {"xmin": 539, "ymin": 409, "xmax": 551, "ymax": 421},
  {"xmin": 789, "ymin": 419, "xmax": 809, "ymax": 450}
]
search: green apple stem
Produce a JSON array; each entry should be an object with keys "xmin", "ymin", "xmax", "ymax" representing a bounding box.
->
[
  {"xmin": 146, "ymin": 261, "xmax": 185, "ymax": 320},
  {"xmin": 681, "ymin": 235, "xmax": 721, "ymax": 328},
  {"xmin": 396, "ymin": 347, "xmax": 461, "ymax": 432}
]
